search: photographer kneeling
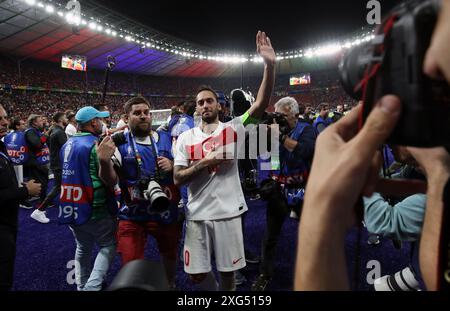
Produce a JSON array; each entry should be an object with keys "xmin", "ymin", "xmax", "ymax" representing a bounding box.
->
[
  {"xmin": 251, "ymin": 97, "xmax": 316, "ymax": 291},
  {"xmin": 98, "ymin": 97, "xmax": 182, "ymax": 290}
]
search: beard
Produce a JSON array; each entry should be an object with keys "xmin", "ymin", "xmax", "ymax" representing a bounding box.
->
[
  {"xmin": 201, "ymin": 110, "xmax": 219, "ymax": 124},
  {"xmin": 131, "ymin": 122, "xmax": 152, "ymax": 137}
]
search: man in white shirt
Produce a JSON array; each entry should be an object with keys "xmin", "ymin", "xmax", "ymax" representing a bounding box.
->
[
  {"xmin": 116, "ymin": 114, "xmax": 128, "ymax": 129},
  {"xmin": 65, "ymin": 111, "xmax": 77, "ymax": 138},
  {"xmin": 174, "ymin": 31, "xmax": 276, "ymax": 291}
]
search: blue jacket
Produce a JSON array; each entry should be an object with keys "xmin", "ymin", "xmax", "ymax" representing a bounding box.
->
[{"xmin": 259, "ymin": 120, "xmax": 316, "ymax": 204}]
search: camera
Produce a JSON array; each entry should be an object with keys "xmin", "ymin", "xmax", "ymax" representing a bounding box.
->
[
  {"xmin": 259, "ymin": 178, "xmax": 283, "ymax": 201},
  {"xmin": 138, "ymin": 177, "xmax": 170, "ymax": 212},
  {"xmin": 261, "ymin": 112, "xmax": 291, "ymax": 136},
  {"xmin": 339, "ymin": 0, "xmax": 450, "ymax": 147}
]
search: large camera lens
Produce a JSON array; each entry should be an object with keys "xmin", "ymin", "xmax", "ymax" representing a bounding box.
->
[
  {"xmin": 145, "ymin": 181, "xmax": 170, "ymax": 212},
  {"xmin": 338, "ymin": 43, "xmax": 373, "ymax": 100}
]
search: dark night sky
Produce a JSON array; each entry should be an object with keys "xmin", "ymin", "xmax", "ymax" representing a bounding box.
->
[{"xmin": 94, "ymin": 0, "xmax": 400, "ymax": 51}]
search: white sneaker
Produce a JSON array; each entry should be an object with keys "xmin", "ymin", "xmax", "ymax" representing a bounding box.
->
[{"xmin": 31, "ymin": 210, "xmax": 50, "ymax": 224}]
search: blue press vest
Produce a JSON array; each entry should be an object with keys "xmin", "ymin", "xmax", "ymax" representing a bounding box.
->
[
  {"xmin": 25, "ymin": 128, "xmax": 50, "ymax": 165},
  {"xmin": 3, "ymin": 131, "xmax": 29, "ymax": 165},
  {"xmin": 313, "ymin": 116, "xmax": 331, "ymax": 134},
  {"xmin": 168, "ymin": 113, "xmax": 194, "ymax": 206},
  {"xmin": 258, "ymin": 121, "xmax": 314, "ymax": 205},
  {"xmin": 117, "ymin": 131, "xmax": 180, "ymax": 224},
  {"xmin": 58, "ymin": 133, "xmax": 116, "ymax": 226},
  {"xmin": 168, "ymin": 114, "xmax": 195, "ymax": 138}
]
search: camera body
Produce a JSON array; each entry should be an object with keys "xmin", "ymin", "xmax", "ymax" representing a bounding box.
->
[
  {"xmin": 339, "ymin": 0, "xmax": 450, "ymax": 147},
  {"xmin": 137, "ymin": 177, "xmax": 170, "ymax": 213},
  {"xmin": 261, "ymin": 112, "xmax": 291, "ymax": 136}
]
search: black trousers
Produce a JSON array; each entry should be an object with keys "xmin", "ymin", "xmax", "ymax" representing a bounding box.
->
[
  {"xmin": 0, "ymin": 225, "xmax": 17, "ymax": 291},
  {"xmin": 25, "ymin": 165, "xmax": 49, "ymax": 202},
  {"xmin": 38, "ymin": 169, "xmax": 61, "ymax": 210},
  {"xmin": 259, "ymin": 197, "xmax": 290, "ymax": 277}
]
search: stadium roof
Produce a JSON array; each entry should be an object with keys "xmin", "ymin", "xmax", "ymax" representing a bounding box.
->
[{"xmin": 0, "ymin": 0, "xmax": 368, "ymax": 77}]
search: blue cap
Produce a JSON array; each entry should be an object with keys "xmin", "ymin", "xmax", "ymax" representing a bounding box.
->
[{"xmin": 75, "ymin": 106, "xmax": 110, "ymax": 124}]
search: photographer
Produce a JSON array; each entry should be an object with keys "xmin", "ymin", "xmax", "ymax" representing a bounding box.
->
[
  {"xmin": 294, "ymin": 0, "xmax": 450, "ymax": 291},
  {"xmin": 58, "ymin": 106, "xmax": 117, "ymax": 291},
  {"xmin": 33, "ymin": 112, "xmax": 68, "ymax": 218},
  {"xmin": 22, "ymin": 115, "xmax": 50, "ymax": 224},
  {"xmin": 0, "ymin": 105, "xmax": 41, "ymax": 291},
  {"xmin": 364, "ymin": 147, "xmax": 427, "ymax": 291},
  {"xmin": 98, "ymin": 97, "xmax": 181, "ymax": 290},
  {"xmin": 252, "ymin": 97, "xmax": 316, "ymax": 291}
]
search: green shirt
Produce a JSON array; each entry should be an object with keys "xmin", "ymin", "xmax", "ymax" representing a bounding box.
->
[{"xmin": 89, "ymin": 146, "xmax": 109, "ymax": 220}]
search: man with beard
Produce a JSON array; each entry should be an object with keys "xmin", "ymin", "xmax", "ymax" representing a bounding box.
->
[
  {"xmin": 172, "ymin": 31, "xmax": 276, "ymax": 291},
  {"xmin": 24, "ymin": 115, "xmax": 51, "ymax": 223},
  {"xmin": 0, "ymin": 104, "xmax": 41, "ymax": 291},
  {"xmin": 98, "ymin": 97, "xmax": 181, "ymax": 289},
  {"xmin": 31, "ymin": 112, "xmax": 69, "ymax": 221},
  {"xmin": 59, "ymin": 106, "xmax": 117, "ymax": 291}
]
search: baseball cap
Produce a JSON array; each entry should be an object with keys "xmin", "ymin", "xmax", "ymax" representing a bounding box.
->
[{"xmin": 75, "ymin": 106, "xmax": 110, "ymax": 124}]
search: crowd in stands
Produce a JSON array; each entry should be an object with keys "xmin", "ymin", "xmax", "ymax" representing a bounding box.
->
[{"xmin": 0, "ymin": 56, "xmax": 356, "ymax": 125}]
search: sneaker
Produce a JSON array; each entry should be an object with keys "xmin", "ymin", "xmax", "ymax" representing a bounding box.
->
[
  {"xmin": 234, "ymin": 270, "xmax": 247, "ymax": 286},
  {"xmin": 367, "ymin": 234, "xmax": 380, "ymax": 246},
  {"xmin": 245, "ymin": 251, "xmax": 260, "ymax": 264},
  {"xmin": 31, "ymin": 209, "xmax": 50, "ymax": 224},
  {"xmin": 251, "ymin": 274, "xmax": 271, "ymax": 291}
]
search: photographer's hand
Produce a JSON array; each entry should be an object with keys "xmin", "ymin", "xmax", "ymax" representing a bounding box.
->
[
  {"xmin": 424, "ymin": 0, "xmax": 450, "ymax": 82},
  {"xmin": 97, "ymin": 136, "xmax": 116, "ymax": 162},
  {"xmin": 97, "ymin": 136, "xmax": 118, "ymax": 187},
  {"xmin": 407, "ymin": 146, "xmax": 450, "ymax": 290},
  {"xmin": 295, "ymin": 96, "xmax": 402, "ymax": 291},
  {"xmin": 157, "ymin": 156, "xmax": 174, "ymax": 173}
]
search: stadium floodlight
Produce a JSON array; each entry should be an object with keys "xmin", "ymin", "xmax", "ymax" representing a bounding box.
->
[
  {"xmin": 89, "ymin": 22, "xmax": 97, "ymax": 30},
  {"xmin": 45, "ymin": 5, "xmax": 54, "ymax": 13},
  {"xmin": 37, "ymin": 2, "xmax": 44, "ymax": 8},
  {"xmin": 25, "ymin": 0, "xmax": 36, "ymax": 6},
  {"xmin": 112, "ymin": 31, "xmax": 117, "ymax": 37},
  {"xmin": 125, "ymin": 36, "xmax": 132, "ymax": 41},
  {"xmin": 57, "ymin": 11, "xmax": 64, "ymax": 17},
  {"xmin": 105, "ymin": 29, "xmax": 111, "ymax": 34},
  {"xmin": 97, "ymin": 25, "xmax": 103, "ymax": 31},
  {"xmin": 305, "ymin": 50, "xmax": 314, "ymax": 58}
]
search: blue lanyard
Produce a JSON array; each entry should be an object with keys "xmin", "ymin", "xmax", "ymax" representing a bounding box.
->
[{"xmin": 129, "ymin": 132, "xmax": 160, "ymax": 180}]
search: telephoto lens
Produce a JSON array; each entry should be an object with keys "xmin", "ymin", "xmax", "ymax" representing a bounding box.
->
[{"xmin": 374, "ymin": 267, "xmax": 421, "ymax": 291}]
